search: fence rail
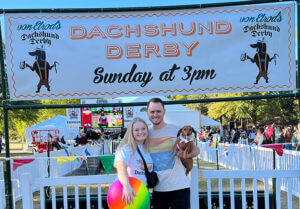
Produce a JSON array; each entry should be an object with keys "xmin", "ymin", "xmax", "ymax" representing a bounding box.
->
[
  {"xmin": 202, "ymin": 169, "xmax": 300, "ymax": 209},
  {"xmin": 198, "ymin": 142, "xmax": 300, "ymax": 197},
  {"xmin": 21, "ymin": 166, "xmax": 199, "ymax": 209},
  {"xmin": 0, "ymin": 179, "xmax": 19, "ymax": 209},
  {"xmin": 0, "ymin": 144, "xmax": 103, "ymax": 207}
]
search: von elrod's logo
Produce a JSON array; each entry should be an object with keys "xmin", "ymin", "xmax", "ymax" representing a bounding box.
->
[
  {"xmin": 241, "ymin": 40, "xmax": 278, "ymax": 85},
  {"xmin": 19, "ymin": 20, "xmax": 61, "ymax": 46},
  {"xmin": 19, "ymin": 47, "xmax": 59, "ymax": 93}
]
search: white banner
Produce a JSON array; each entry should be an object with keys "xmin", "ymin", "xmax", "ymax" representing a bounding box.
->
[
  {"xmin": 66, "ymin": 108, "xmax": 81, "ymax": 129},
  {"xmin": 4, "ymin": 2, "xmax": 296, "ymax": 101}
]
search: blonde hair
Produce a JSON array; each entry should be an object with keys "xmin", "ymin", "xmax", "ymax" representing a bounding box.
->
[{"xmin": 117, "ymin": 117, "xmax": 150, "ymax": 156}]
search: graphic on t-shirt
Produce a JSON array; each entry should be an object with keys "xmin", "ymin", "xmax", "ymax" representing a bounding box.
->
[
  {"xmin": 149, "ymin": 136, "xmax": 175, "ymax": 172},
  {"xmin": 140, "ymin": 163, "xmax": 153, "ymax": 170},
  {"xmin": 149, "ymin": 136, "xmax": 173, "ymax": 153}
]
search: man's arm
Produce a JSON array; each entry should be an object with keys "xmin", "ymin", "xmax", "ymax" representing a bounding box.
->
[
  {"xmin": 186, "ymin": 143, "xmax": 200, "ymax": 158},
  {"xmin": 176, "ymin": 143, "xmax": 200, "ymax": 159}
]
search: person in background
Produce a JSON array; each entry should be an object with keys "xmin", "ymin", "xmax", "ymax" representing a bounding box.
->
[
  {"xmin": 253, "ymin": 127, "xmax": 265, "ymax": 146},
  {"xmin": 52, "ymin": 137, "xmax": 62, "ymax": 150},
  {"xmin": 79, "ymin": 133, "xmax": 88, "ymax": 145},
  {"xmin": 223, "ymin": 130, "xmax": 231, "ymax": 143},
  {"xmin": 114, "ymin": 117, "xmax": 153, "ymax": 205},
  {"xmin": 74, "ymin": 135, "xmax": 80, "ymax": 143},
  {"xmin": 60, "ymin": 135, "xmax": 66, "ymax": 144},
  {"xmin": 291, "ymin": 124, "xmax": 300, "ymax": 151},
  {"xmin": 282, "ymin": 126, "xmax": 292, "ymax": 143},
  {"xmin": 230, "ymin": 128, "xmax": 240, "ymax": 144},
  {"xmin": 248, "ymin": 127, "xmax": 256, "ymax": 143},
  {"xmin": 275, "ymin": 126, "xmax": 284, "ymax": 143},
  {"xmin": 146, "ymin": 98, "xmax": 200, "ymax": 209}
]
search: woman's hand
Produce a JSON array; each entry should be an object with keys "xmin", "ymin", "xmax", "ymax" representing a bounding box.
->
[
  {"xmin": 122, "ymin": 183, "xmax": 136, "ymax": 205},
  {"xmin": 116, "ymin": 161, "xmax": 136, "ymax": 205}
]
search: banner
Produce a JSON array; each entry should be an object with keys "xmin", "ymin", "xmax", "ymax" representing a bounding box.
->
[
  {"xmin": 4, "ymin": 2, "xmax": 296, "ymax": 100},
  {"xmin": 66, "ymin": 108, "xmax": 81, "ymax": 129}
]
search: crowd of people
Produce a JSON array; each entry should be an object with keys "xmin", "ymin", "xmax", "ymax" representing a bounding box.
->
[{"xmin": 198, "ymin": 124, "xmax": 300, "ymax": 150}]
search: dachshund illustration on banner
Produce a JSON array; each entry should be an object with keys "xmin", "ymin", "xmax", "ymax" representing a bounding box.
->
[
  {"xmin": 241, "ymin": 40, "xmax": 278, "ymax": 84},
  {"xmin": 20, "ymin": 47, "xmax": 59, "ymax": 93}
]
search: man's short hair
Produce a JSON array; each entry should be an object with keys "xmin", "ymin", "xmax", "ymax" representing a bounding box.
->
[{"xmin": 147, "ymin": 97, "xmax": 165, "ymax": 109}]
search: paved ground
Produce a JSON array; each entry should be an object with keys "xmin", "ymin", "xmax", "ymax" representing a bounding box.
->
[{"xmin": 1, "ymin": 151, "xmax": 298, "ymax": 209}]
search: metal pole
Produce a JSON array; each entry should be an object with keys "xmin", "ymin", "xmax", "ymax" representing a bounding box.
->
[
  {"xmin": 0, "ymin": 0, "xmax": 278, "ymax": 14},
  {"xmin": 216, "ymin": 142, "xmax": 219, "ymax": 170},
  {"xmin": 272, "ymin": 150, "xmax": 276, "ymax": 209},
  {"xmin": 47, "ymin": 133, "xmax": 50, "ymax": 178},
  {"xmin": 297, "ymin": 1, "xmax": 300, "ymax": 122},
  {"xmin": 0, "ymin": 22, "xmax": 14, "ymax": 209}
]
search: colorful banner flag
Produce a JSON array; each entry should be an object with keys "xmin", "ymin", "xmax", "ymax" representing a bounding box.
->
[
  {"xmin": 85, "ymin": 149, "xmax": 91, "ymax": 156},
  {"xmin": 261, "ymin": 144, "xmax": 284, "ymax": 156},
  {"xmin": 54, "ymin": 157, "xmax": 77, "ymax": 165},
  {"xmin": 265, "ymin": 125, "xmax": 274, "ymax": 139},
  {"xmin": 94, "ymin": 141, "xmax": 104, "ymax": 147},
  {"xmin": 64, "ymin": 148, "xmax": 70, "ymax": 156},
  {"xmin": 234, "ymin": 147, "xmax": 244, "ymax": 154},
  {"xmin": 212, "ymin": 141, "xmax": 217, "ymax": 147},
  {"xmin": 13, "ymin": 159, "xmax": 35, "ymax": 171},
  {"xmin": 98, "ymin": 155, "xmax": 115, "ymax": 175}
]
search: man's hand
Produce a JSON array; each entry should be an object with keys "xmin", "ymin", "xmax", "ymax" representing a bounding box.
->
[{"xmin": 176, "ymin": 144, "xmax": 184, "ymax": 158}]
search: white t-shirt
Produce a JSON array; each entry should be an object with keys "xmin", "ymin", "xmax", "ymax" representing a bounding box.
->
[
  {"xmin": 257, "ymin": 135, "xmax": 264, "ymax": 146},
  {"xmin": 149, "ymin": 123, "xmax": 190, "ymax": 192},
  {"xmin": 114, "ymin": 144, "xmax": 153, "ymax": 186}
]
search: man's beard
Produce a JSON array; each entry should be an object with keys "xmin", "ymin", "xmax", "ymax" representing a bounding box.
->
[{"xmin": 151, "ymin": 118, "xmax": 162, "ymax": 126}]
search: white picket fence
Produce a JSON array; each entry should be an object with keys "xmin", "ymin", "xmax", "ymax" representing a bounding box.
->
[
  {"xmin": 1, "ymin": 142, "xmax": 300, "ymax": 208},
  {"xmin": 202, "ymin": 169, "xmax": 300, "ymax": 209},
  {"xmin": 20, "ymin": 167, "xmax": 300, "ymax": 209},
  {"xmin": 21, "ymin": 165, "xmax": 199, "ymax": 209},
  {"xmin": 0, "ymin": 145, "xmax": 103, "ymax": 209},
  {"xmin": 198, "ymin": 142, "xmax": 300, "ymax": 197}
]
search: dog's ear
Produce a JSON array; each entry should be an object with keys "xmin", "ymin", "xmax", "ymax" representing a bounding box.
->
[
  {"xmin": 177, "ymin": 128, "xmax": 182, "ymax": 137},
  {"xmin": 192, "ymin": 128, "xmax": 197, "ymax": 139}
]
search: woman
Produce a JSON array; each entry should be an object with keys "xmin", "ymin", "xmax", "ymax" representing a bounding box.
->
[
  {"xmin": 114, "ymin": 117, "xmax": 153, "ymax": 205},
  {"xmin": 275, "ymin": 126, "xmax": 284, "ymax": 143},
  {"xmin": 282, "ymin": 126, "xmax": 292, "ymax": 143},
  {"xmin": 291, "ymin": 124, "xmax": 300, "ymax": 151},
  {"xmin": 253, "ymin": 127, "xmax": 265, "ymax": 146}
]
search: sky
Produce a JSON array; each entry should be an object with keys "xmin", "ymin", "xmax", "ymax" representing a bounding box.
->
[{"xmin": 0, "ymin": 0, "xmax": 245, "ymax": 9}]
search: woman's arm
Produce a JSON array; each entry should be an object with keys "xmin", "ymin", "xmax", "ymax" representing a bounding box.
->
[{"xmin": 116, "ymin": 161, "xmax": 136, "ymax": 205}]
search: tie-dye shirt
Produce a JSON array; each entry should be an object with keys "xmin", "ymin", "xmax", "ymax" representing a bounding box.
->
[{"xmin": 149, "ymin": 123, "xmax": 190, "ymax": 192}]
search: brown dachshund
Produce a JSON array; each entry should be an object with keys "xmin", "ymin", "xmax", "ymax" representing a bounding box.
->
[{"xmin": 174, "ymin": 125, "xmax": 197, "ymax": 175}]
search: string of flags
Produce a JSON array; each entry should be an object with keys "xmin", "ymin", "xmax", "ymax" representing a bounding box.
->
[
  {"xmin": 203, "ymin": 141, "xmax": 285, "ymax": 157},
  {"xmin": 11, "ymin": 140, "xmax": 114, "ymax": 173}
]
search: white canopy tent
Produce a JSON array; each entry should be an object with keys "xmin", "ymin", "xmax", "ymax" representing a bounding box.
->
[
  {"xmin": 115, "ymin": 96, "xmax": 221, "ymax": 129},
  {"xmin": 25, "ymin": 115, "xmax": 79, "ymax": 149}
]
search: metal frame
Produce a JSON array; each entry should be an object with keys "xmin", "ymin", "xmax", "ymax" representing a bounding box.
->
[{"xmin": 0, "ymin": 0, "xmax": 298, "ymax": 208}]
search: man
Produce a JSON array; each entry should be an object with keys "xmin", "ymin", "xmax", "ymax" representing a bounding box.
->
[
  {"xmin": 79, "ymin": 133, "xmax": 88, "ymax": 145},
  {"xmin": 147, "ymin": 98, "xmax": 200, "ymax": 209}
]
